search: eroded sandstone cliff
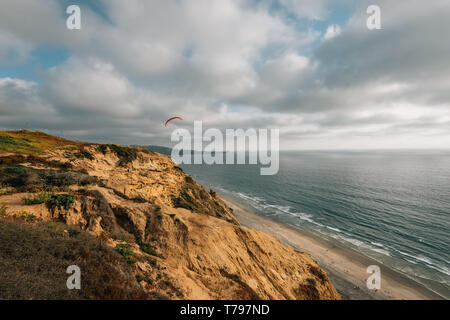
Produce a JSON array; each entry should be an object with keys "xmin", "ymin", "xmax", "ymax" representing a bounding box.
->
[{"xmin": 0, "ymin": 130, "xmax": 340, "ymax": 300}]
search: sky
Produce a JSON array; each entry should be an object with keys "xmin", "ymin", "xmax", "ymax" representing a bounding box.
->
[{"xmin": 0, "ymin": 0, "xmax": 449, "ymax": 150}]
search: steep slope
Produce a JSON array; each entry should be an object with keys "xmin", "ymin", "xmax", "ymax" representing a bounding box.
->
[{"xmin": 0, "ymin": 130, "xmax": 340, "ymax": 300}]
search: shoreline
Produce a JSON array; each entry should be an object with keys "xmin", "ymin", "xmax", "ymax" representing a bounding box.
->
[{"xmin": 222, "ymin": 197, "xmax": 443, "ymax": 300}]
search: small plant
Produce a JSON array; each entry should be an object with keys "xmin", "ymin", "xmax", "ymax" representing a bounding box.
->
[
  {"xmin": 22, "ymin": 192, "xmax": 53, "ymax": 205},
  {"xmin": 60, "ymin": 162, "xmax": 73, "ymax": 170},
  {"xmin": 173, "ymin": 188, "xmax": 197, "ymax": 211},
  {"xmin": 74, "ymin": 150, "xmax": 94, "ymax": 160},
  {"xmin": 78, "ymin": 179, "xmax": 90, "ymax": 187},
  {"xmin": 157, "ymin": 214, "xmax": 163, "ymax": 221},
  {"xmin": 114, "ymin": 243, "xmax": 136, "ymax": 265},
  {"xmin": 48, "ymin": 160, "xmax": 72, "ymax": 170},
  {"xmin": 46, "ymin": 193, "xmax": 75, "ymax": 211},
  {"xmin": 132, "ymin": 196, "xmax": 147, "ymax": 203},
  {"xmin": 139, "ymin": 242, "xmax": 164, "ymax": 259},
  {"xmin": 115, "ymin": 243, "xmax": 133, "ymax": 256},
  {"xmin": 96, "ymin": 145, "xmax": 108, "ymax": 155},
  {"xmin": 135, "ymin": 274, "xmax": 145, "ymax": 282},
  {"xmin": 185, "ymin": 176, "xmax": 194, "ymax": 184},
  {"xmin": 107, "ymin": 144, "xmax": 137, "ymax": 166},
  {"xmin": 16, "ymin": 210, "xmax": 36, "ymax": 222},
  {"xmin": 169, "ymin": 214, "xmax": 176, "ymax": 219},
  {"xmin": 0, "ymin": 165, "xmax": 28, "ymax": 188},
  {"xmin": 174, "ymin": 218, "xmax": 180, "ymax": 224},
  {"xmin": 97, "ymin": 231, "xmax": 107, "ymax": 249},
  {"xmin": 306, "ymin": 278, "xmax": 317, "ymax": 288},
  {"xmin": 0, "ymin": 185, "xmax": 15, "ymax": 196},
  {"xmin": 76, "ymin": 188, "xmax": 88, "ymax": 194},
  {"xmin": 318, "ymin": 271, "xmax": 327, "ymax": 282},
  {"xmin": 136, "ymin": 272, "xmax": 153, "ymax": 284},
  {"xmin": 0, "ymin": 201, "xmax": 9, "ymax": 216}
]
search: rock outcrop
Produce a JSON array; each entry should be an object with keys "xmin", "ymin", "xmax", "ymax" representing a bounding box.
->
[{"xmin": 0, "ymin": 130, "xmax": 340, "ymax": 300}]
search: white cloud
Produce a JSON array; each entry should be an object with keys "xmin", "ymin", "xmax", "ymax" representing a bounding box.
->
[
  {"xmin": 323, "ymin": 24, "xmax": 341, "ymax": 40},
  {"xmin": 0, "ymin": 77, "xmax": 56, "ymax": 126},
  {"xmin": 278, "ymin": 0, "xmax": 330, "ymax": 20},
  {"xmin": 0, "ymin": 30, "xmax": 33, "ymax": 64},
  {"xmin": 0, "ymin": 0, "xmax": 449, "ymax": 149},
  {"xmin": 44, "ymin": 58, "xmax": 141, "ymax": 117},
  {"xmin": 93, "ymin": 0, "xmax": 301, "ymax": 98}
]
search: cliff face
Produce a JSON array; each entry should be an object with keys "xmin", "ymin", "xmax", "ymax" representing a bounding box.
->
[{"xmin": 0, "ymin": 131, "xmax": 340, "ymax": 300}]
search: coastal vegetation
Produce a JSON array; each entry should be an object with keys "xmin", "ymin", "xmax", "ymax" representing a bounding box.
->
[{"xmin": 0, "ymin": 130, "xmax": 339, "ymax": 300}]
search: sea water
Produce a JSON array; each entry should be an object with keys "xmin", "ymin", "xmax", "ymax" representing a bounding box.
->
[{"xmin": 180, "ymin": 150, "xmax": 450, "ymax": 299}]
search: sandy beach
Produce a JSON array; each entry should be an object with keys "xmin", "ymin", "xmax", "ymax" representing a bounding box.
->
[{"xmin": 223, "ymin": 198, "xmax": 443, "ymax": 300}]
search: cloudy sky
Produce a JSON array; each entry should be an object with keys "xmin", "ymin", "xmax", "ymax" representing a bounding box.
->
[{"xmin": 0, "ymin": 0, "xmax": 449, "ymax": 150}]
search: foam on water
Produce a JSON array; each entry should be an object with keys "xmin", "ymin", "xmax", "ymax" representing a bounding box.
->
[{"xmin": 181, "ymin": 151, "xmax": 450, "ymax": 298}]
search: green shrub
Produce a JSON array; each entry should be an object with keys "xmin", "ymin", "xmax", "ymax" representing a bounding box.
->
[
  {"xmin": 96, "ymin": 145, "xmax": 108, "ymax": 155},
  {"xmin": 40, "ymin": 171, "xmax": 76, "ymax": 187},
  {"xmin": 48, "ymin": 160, "xmax": 73, "ymax": 170},
  {"xmin": 115, "ymin": 243, "xmax": 134, "ymax": 256},
  {"xmin": 0, "ymin": 201, "xmax": 9, "ymax": 216},
  {"xmin": 78, "ymin": 179, "xmax": 90, "ymax": 186},
  {"xmin": 318, "ymin": 271, "xmax": 327, "ymax": 282},
  {"xmin": 135, "ymin": 274, "xmax": 144, "ymax": 282},
  {"xmin": 173, "ymin": 188, "xmax": 197, "ymax": 211},
  {"xmin": 306, "ymin": 278, "xmax": 317, "ymax": 288},
  {"xmin": 139, "ymin": 242, "xmax": 164, "ymax": 259},
  {"xmin": 74, "ymin": 150, "xmax": 94, "ymax": 160},
  {"xmin": 16, "ymin": 210, "xmax": 36, "ymax": 222},
  {"xmin": 46, "ymin": 194, "xmax": 75, "ymax": 211},
  {"xmin": 0, "ymin": 166, "xmax": 28, "ymax": 188},
  {"xmin": 132, "ymin": 196, "xmax": 147, "ymax": 203},
  {"xmin": 114, "ymin": 243, "xmax": 136, "ymax": 265},
  {"xmin": 22, "ymin": 192, "xmax": 53, "ymax": 205},
  {"xmin": 185, "ymin": 176, "xmax": 194, "ymax": 184},
  {"xmin": 108, "ymin": 144, "xmax": 137, "ymax": 166},
  {"xmin": 76, "ymin": 188, "xmax": 96, "ymax": 197},
  {"xmin": 0, "ymin": 185, "xmax": 15, "ymax": 196},
  {"xmin": 0, "ymin": 166, "xmax": 88, "ymax": 190},
  {"xmin": 0, "ymin": 135, "xmax": 35, "ymax": 153}
]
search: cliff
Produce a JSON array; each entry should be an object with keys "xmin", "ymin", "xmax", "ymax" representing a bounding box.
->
[{"xmin": 0, "ymin": 130, "xmax": 340, "ymax": 300}]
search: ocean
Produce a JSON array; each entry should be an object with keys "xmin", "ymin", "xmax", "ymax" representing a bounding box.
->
[{"xmin": 179, "ymin": 150, "xmax": 450, "ymax": 299}]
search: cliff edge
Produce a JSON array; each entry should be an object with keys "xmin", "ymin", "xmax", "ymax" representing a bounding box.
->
[{"xmin": 0, "ymin": 130, "xmax": 340, "ymax": 300}]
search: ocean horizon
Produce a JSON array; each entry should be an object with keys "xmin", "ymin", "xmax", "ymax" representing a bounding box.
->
[{"xmin": 179, "ymin": 150, "xmax": 450, "ymax": 299}]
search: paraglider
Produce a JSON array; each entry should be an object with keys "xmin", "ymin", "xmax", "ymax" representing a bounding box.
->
[{"xmin": 164, "ymin": 116, "xmax": 183, "ymax": 127}]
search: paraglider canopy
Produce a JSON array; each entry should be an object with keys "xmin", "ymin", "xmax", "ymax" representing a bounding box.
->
[{"xmin": 165, "ymin": 116, "xmax": 183, "ymax": 127}]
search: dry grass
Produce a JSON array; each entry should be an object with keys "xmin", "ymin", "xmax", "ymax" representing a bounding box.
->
[
  {"xmin": 0, "ymin": 219, "xmax": 152, "ymax": 299},
  {"xmin": 0, "ymin": 130, "xmax": 89, "ymax": 155}
]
